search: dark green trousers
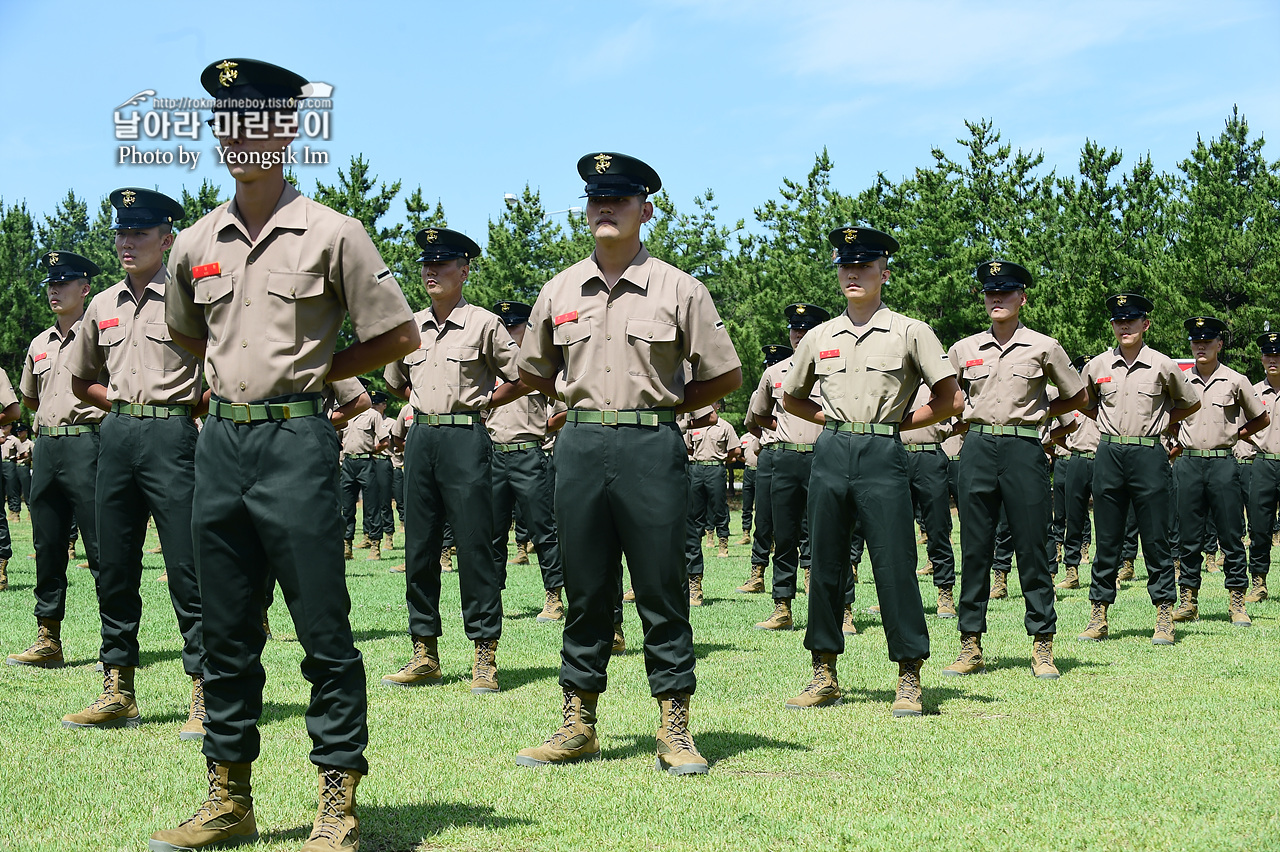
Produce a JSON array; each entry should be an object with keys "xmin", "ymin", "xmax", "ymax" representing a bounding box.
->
[
  {"xmin": 770, "ymin": 448, "xmax": 812, "ymax": 598},
  {"xmin": 685, "ymin": 463, "xmax": 725, "ymax": 577},
  {"xmin": 340, "ymin": 457, "xmax": 381, "ymax": 543},
  {"xmin": 556, "ymin": 420, "xmax": 694, "ymax": 696},
  {"xmin": 806, "ymin": 430, "xmax": 928, "ymax": 661},
  {"xmin": 491, "ymin": 446, "xmax": 563, "ymax": 591},
  {"xmin": 404, "ymin": 422, "xmax": 500, "ymax": 640},
  {"xmin": 391, "ymin": 467, "xmax": 405, "ymax": 526},
  {"xmin": 195, "ymin": 403, "xmax": 367, "ymax": 773},
  {"xmin": 741, "ymin": 466, "xmax": 756, "ymax": 532},
  {"xmin": 31, "ymin": 433, "xmax": 101, "ymax": 621},
  {"xmin": 1175, "ymin": 454, "xmax": 1247, "ymax": 590},
  {"xmin": 373, "ymin": 457, "xmax": 393, "ymax": 537},
  {"xmin": 1090, "ymin": 442, "xmax": 1177, "ymax": 605},
  {"xmin": 0, "ymin": 489, "xmax": 9, "ymax": 560},
  {"xmin": 96, "ymin": 413, "xmax": 203, "ymax": 676},
  {"xmin": 2, "ymin": 459, "xmax": 18, "ymax": 513},
  {"xmin": 750, "ymin": 447, "xmax": 774, "ymax": 567},
  {"xmin": 1061, "ymin": 453, "xmax": 1093, "ymax": 568},
  {"xmin": 905, "ymin": 447, "xmax": 956, "ymax": 588},
  {"xmin": 15, "ymin": 462, "xmax": 31, "ymax": 508},
  {"xmin": 1248, "ymin": 457, "xmax": 1280, "ymax": 575},
  {"xmin": 956, "ymin": 431, "xmax": 1056, "ymax": 636},
  {"xmin": 1049, "ymin": 457, "xmax": 1066, "ymax": 569}
]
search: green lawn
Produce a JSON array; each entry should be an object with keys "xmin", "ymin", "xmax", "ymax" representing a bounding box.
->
[{"xmin": 1, "ymin": 506, "xmax": 1277, "ymax": 852}]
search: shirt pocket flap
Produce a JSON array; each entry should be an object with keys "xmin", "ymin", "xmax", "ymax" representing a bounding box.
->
[
  {"xmin": 1009, "ymin": 362, "xmax": 1043, "ymax": 379},
  {"xmin": 626, "ymin": 317, "xmax": 678, "ymax": 343},
  {"xmin": 1137, "ymin": 382, "xmax": 1163, "ymax": 396},
  {"xmin": 553, "ymin": 320, "xmax": 592, "ymax": 347},
  {"xmin": 1210, "ymin": 393, "xmax": 1234, "ymax": 408},
  {"xmin": 867, "ymin": 355, "xmax": 904, "ymax": 372},
  {"xmin": 267, "ymin": 271, "xmax": 325, "ymax": 300},
  {"xmin": 144, "ymin": 321, "xmax": 173, "ymax": 344},
  {"xmin": 193, "ymin": 274, "xmax": 233, "ymax": 305},
  {"xmin": 32, "ymin": 356, "xmax": 53, "ymax": 376},
  {"xmin": 403, "ymin": 348, "xmax": 428, "ymax": 366},
  {"xmin": 447, "ymin": 345, "xmax": 481, "ymax": 362},
  {"xmin": 963, "ymin": 364, "xmax": 991, "ymax": 380},
  {"xmin": 815, "ymin": 357, "xmax": 846, "ymax": 375},
  {"xmin": 98, "ymin": 326, "xmax": 125, "ymax": 347}
]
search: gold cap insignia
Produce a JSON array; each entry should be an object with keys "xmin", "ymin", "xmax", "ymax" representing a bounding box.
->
[
  {"xmin": 499, "ymin": 302, "xmax": 510, "ymax": 312},
  {"xmin": 989, "ymin": 262, "xmax": 1002, "ymax": 275},
  {"xmin": 216, "ymin": 60, "xmax": 239, "ymax": 87},
  {"xmin": 1196, "ymin": 317, "xmax": 1205, "ymax": 327},
  {"xmin": 843, "ymin": 228, "xmax": 857, "ymax": 243},
  {"xmin": 48, "ymin": 252, "xmax": 60, "ymax": 266},
  {"xmin": 425, "ymin": 229, "xmax": 438, "ymax": 243},
  {"xmin": 594, "ymin": 154, "xmax": 612, "ymax": 174},
  {"xmin": 795, "ymin": 305, "xmax": 805, "ymax": 314},
  {"xmin": 1116, "ymin": 295, "xmax": 1128, "ymax": 306},
  {"xmin": 121, "ymin": 190, "xmax": 137, "ymax": 207},
  {"xmin": 1271, "ymin": 334, "xmax": 1278, "ymax": 342}
]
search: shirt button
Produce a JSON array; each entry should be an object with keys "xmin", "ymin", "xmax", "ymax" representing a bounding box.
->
[
  {"xmin": 242, "ymin": 340, "xmax": 248, "ymax": 348},
  {"xmin": 131, "ymin": 369, "xmax": 136, "ymax": 375},
  {"xmin": 290, "ymin": 288, "xmax": 296, "ymax": 296},
  {"xmin": 606, "ymin": 334, "xmax": 611, "ymax": 340},
  {"xmin": 244, "ymin": 298, "xmax": 251, "ymax": 306},
  {"xmin": 248, "ymin": 257, "xmax": 256, "ymax": 264},
  {"xmin": 605, "ymin": 398, "xmax": 611, "ymax": 405},
  {"xmin": 605, "ymin": 366, "xmax": 611, "ymax": 372},
  {"xmin": 240, "ymin": 382, "xmax": 247, "ymax": 391}
]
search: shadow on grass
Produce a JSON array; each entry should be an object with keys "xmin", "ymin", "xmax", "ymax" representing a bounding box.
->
[
  {"xmin": 139, "ymin": 648, "xmax": 185, "ymax": 668},
  {"xmin": 503, "ymin": 606, "xmax": 545, "ymax": 621},
  {"xmin": 496, "ymin": 664, "xmax": 559, "ymax": 691},
  {"xmin": 993, "ymin": 655, "xmax": 1104, "ymax": 675},
  {"xmin": 350, "ymin": 628, "xmax": 414, "ymax": 643},
  {"xmin": 261, "ymin": 701, "xmax": 308, "ymax": 723},
  {"xmin": 841, "ymin": 683, "xmax": 997, "ymax": 716},
  {"xmin": 260, "ymin": 800, "xmax": 534, "ymax": 850},
  {"xmin": 692, "ymin": 641, "xmax": 743, "ymax": 658},
  {"xmin": 602, "ymin": 729, "xmax": 807, "ymax": 763}
]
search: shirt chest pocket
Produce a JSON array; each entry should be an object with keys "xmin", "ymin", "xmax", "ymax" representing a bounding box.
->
[
  {"xmin": 1210, "ymin": 392, "xmax": 1238, "ymax": 419},
  {"xmin": 1008, "ymin": 361, "xmax": 1045, "ymax": 405},
  {"xmin": 265, "ymin": 272, "xmax": 326, "ymax": 343},
  {"xmin": 98, "ymin": 326, "xmax": 126, "ymax": 348},
  {"xmin": 962, "ymin": 363, "xmax": 991, "ymax": 395},
  {"xmin": 194, "ymin": 274, "xmax": 234, "ymax": 306},
  {"xmin": 553, "ymin": 320, "xmax": 591, "ymax": 383},
  {"xmin": 814, "ymin": 356, "xmax": 847, "ymax": 399},
  {"xmin": 31, "ymin": 356, "xmax": 54, "ymax": 382},
  {"xmin": 864, "ymin": 355, "xmax": 906, "ymax": 397},
  {"xmin": 626, "ymin": 317, "xmax": 678, "ymax": 378},
  {"xmin": 446, "ymin": 345, "xmax": 482, "ymax": 389},
  {"xmin": 143, "ymin": 322, "xmax": 187, "ymax": 373}
]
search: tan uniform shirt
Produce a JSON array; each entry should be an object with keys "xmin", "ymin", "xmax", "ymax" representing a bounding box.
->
[
  {"xmin": 1065, "ymin": 409, "xmax": 1101, "ymax": 453},
  {"xmin": 1178, "ymin": 364, "xmax": 1265, "ymax": 451},
  {"xmin": 324, "ymin": 378, "xmax": 366, "ymax": 414},
  {"xmin": 166, "ymin": 183, "xmax": 413, "ymax": 403},
  {"xmin": 0, "ymin": 367, "xmax": 17, "ymax": 411},
  {"xmin": 948, "ymin": 324, "xmax": 1084, "ymax": 427},
  {"xmin": 1081, "ymin": 345, "xmax": 1200, "ymax": 438},
  {"xmin": 541, "ymin": 398, "xmax": 567, "ymax": 453},
  {"xmin": 487, "ymin": 391, "xmax": 553, "ymax": 445},
  {"xmin": 384, "ymin": 299, "xmax": 520, "ymax": 414},
  {"xmin": 517, "ymin": 247, "xmax": 740, "ymax": 410},
  {"xmin": 783, "ymin": 305, "xmax": 955, "ymax": 424},
  {"xmin": 688, "ymin": 418, "xmax": 739, "ymax": 462},
  {"xmin": 374, "ymin": 410, "xmax": 393, "ymax": 457},
  {"xmin": 390, "ymin": 405, "xmax": 412, "ymax": 467},
  {"xmin": 65, "ymin": 268, "xmax": 202, "ymax": 406},
  {"xmin": 1, "ymin": 434, "xmax": 17, "ymax": 461},
  {"xmin": 1234, "ymin": 439, "xmax": 1257, "ymax": 461},
  {"xmin": 17, "ymin": 437, "xmax": 33, "ymax": 463},
  {"xmin": 751, "ymin": 359, "xmax": 824, "ymax": 445},
  {"xmin": 941, "ymin": 432, "xmax": 964, "ymax": 458},
  {"xmin": 746, "ymin": 388, "xmax": 780, "ymax": 446},
  {"xmin": 341, "ymin": 407, "xmax": 382, "ymax": 455},
  {"xmin": 741, "ymin": 433, "xmax": 760, "ymax": 467},
  {"xmin": 899, "ymin": 384, "xmax": 955, "ymax": 445},
  {"xmin": 20, "ymin": 319, "xmax": 108, "ymax": 428},
  {"xmin": 1252, "ymin": 380, "xmax": 1280, "ymax": 455}
]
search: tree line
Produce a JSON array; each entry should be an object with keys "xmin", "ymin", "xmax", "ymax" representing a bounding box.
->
[{"xmin": 1, "ymin": 108, "xmax": 1275, "ymax": 422}]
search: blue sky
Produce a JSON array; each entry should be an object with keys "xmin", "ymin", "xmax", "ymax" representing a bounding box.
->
[{"xmin": 2, "ymin": 0, "xmax": 1276, "ymax": 244}]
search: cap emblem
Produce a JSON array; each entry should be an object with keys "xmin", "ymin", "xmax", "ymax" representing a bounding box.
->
[
  {"xmin": 843, "ymin": 228, "xmax": 857, "ymax": 243},
  {"xmin": 795, "ymin": 305, "xmax": 805, "ymax": 314},
  {"xmin": 216, "ymin": 60, "xmax": 238, "ymax": 87},
  {"xmin": 121, "ymin": 190, "xmax": 137, "ymax": 207},
  {"xmin": 1116, "ymin": 295, "xmax": 1127, "ymax": 306},
  {"xmin": 593, "ymin": 154, "xmax": 612, "ymax": 174},
  {"xmin": 1196, "ymin": 317, "xmax": 1205, "ymax": 327},
  {"xmin": 499, "ymin": 302, "xmax": 510, "ymax": 312},
  {"xmin": 1271, "ymin": 334, "xmax": 1278, "ymax": 343},
  {"xmin": 424, "ymin": 229, "xmax": 438, "ymax": 243},
  {"xmin": 989, "ymin": 262, "xmax": 1002, "ymax": 275},
  {"xmin": 48, "ymin": 252, "xmax": 60, "ymax": 266}
]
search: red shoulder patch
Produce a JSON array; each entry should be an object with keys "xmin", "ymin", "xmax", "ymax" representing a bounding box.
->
[
  {"xmin": 966, "ymin": 358, "xmax": 983, "ymax": 367},
  {"xmin": 820, "ymin": 349, "xmax": 840, "ymax": 360},
  {"xmin": 33, "ymin": 352, "xmax": 48, "ymax": 363},
  {"xmin": 554, "ymin": 310, "xmax": 579, "ymax": 326},
  {"xmin": 98, "ymin": 318, "xmax": 119, "ymax": 330},
  {"xmin": 1096, "ymin": 376, "xmax": 1112, "ymax": 384},
  {"xmin": 192, "ymin": 262, "xmax": 221, "ymax": 280}
]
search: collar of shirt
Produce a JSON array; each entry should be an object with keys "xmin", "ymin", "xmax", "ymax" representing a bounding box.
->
[
  {"xmin": 44, "ymin": 318, "xmax": 83, "ymax": 346},
  {"xmin": 115, "ymin": 266, "xmax": 168, "ymax": 309},
  {"xmin": 422, "ymin": 295, "xmax": 473, "ymax": 332},
  {"xmin": 976, "ymin": 322, "xmax": 1034, "ymax": 353},
  {"xmin": 215, "ymin": 182, "xmax": 308, "ymax": 243},
  {"xmin": 1189, "ymin": 364, "xmax": 1227, "ymax": 390},
  {"xmin": 1108, "ymin": 343, "xmax": 1153, "ymax": 370},
  {"xmin": 829, "ymin": 304, "xmax": 893, "ymax": 341},
  {"xmin": 582, "ymin": 246, "xmax": 654, "ymax": 293}
]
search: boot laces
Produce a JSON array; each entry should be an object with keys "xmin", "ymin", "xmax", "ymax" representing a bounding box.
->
[
  {"xmin": 663, "ymin": 696, "xmax": 695, "ymax": 752},
  {"xmin": 545, "ymin": 589, "xmax": 558, "ymax": 607},
  {"xmin": 1033, "ymin": 638, "xmax": 1052, "ymax": 667},
  {"xmin": 898, "ymin": 663, "xmax": 921, "ymax": 700},
  {"xmin": 182, "ymin": 764, "xmax": 226, "ymax": 827},
  {"xmin": 1087, "ymin": 602, "xmax": 1105, "ymax": 629},
  {"xmin": 546, "ymin": 692, "xmax": 580, "ymax": 746},
  {"xmin": 190, "ymin": 678, "xmax": 206, "ymax": 719},
  {"xmin": 1157, "ymin": 604, "xmax": 1173, "ymax": 632},
  {"xmin": 310, "ymin": 769, "xmax": 349, "ymax": 841},
  {"xmin": 801, "ymin": 656, "xmax": 829, "ymax": 695},
  {"xmin": 476, "ymin": 642, "xmax": 495, "ymax": 672}
]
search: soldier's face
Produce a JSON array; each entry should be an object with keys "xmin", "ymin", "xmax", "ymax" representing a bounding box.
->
[
  {"xmin": 115, "ymin": 227, "xmax": 173, "ymax": 274},
  {"xmin": 587, "ymin": 195, "xmax": 652, "ymax": 244},
  {"xmin": 838, "ymin": 260, "xmax": 888, "ymax": 304},
  {"xmin": 1263, "ymin": 353, "xmax": 1280, "ymax": 378},
  {"xmin": 789, "ymin": 327, "xmax": 806, "ymax": 347},
  {"xmin": 47, "ymin": 279, "xmax": 90, "ymax": 315},
  {"xmin": 1110, "ymin": 317, "xmax": 1149, "ymax": 347},
  {"xmin": 507, "ymin": 323, "xmax": 527, "ymax": 346},
  {"xmin": 421, "ymin": 259, "xmax": 467, "ymax": 301},
  {"xmin": 1190, "ymin": 337, "xmax": 1222, "ymax": 365},
  {"xmin": 984, "ymin": 289, "xmax": 1025, "ymax": 321}
]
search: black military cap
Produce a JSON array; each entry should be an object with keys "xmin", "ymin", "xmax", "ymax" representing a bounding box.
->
[
  {"xmin": 976, "ymin": 260, "xmax": 1032, "ymax": 291},
  {"xmin": 1258, "ymin": 331, "xmax": 1280, "ymax": 355},
  {"xmin": 785, "ymin": 303, "xmax": 831, "ymax": 330},
  {"xmin": 1106, "ymin": 293, "xmax": 1153, "ymax": 321},
  {"xmin": 762, "ymin": 344, "xmax": 793, "ymax": 366},
  {"xmin": 39, "ymin": 251, "xmax": 100, "ymax": 284},
  {"xmin": 828, "ymin": 225, "xmax": 899, "ymax": 265},
  {"xmin": 1071, "ymin": 354, "xmax": 1090, "ymax": 371},
  {"xmin": 109, "ymin": 188, "xmax": 184, "ymax": 231},
  {"xmin": 200, "ymin": 58, "xmax": 307, "ymax": 112},
  {"xmin": 415, "ymin": 228, "xmax": 481, "ymax": 264},
  {"xmin": 14, "ymin": 423, "xmax": 29, "ymax": 435},
  {"xmin": 369, "ymin": 391, "xmax": 388, "ymax": 405},
  {"xmin": 493, "ymin": 301, "xmax": 533, "ymax": 327},
  {"xmin": 1184, "ymin": 315, "xmax": 1229, "ymax": 342},
  {"xmin": 577, "ymin": 152, "xmax": 662, "ymax": 198}
]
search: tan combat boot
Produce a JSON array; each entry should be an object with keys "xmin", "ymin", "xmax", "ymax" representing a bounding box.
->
[
  {"xmin": 754, "ymin": 598, "xmax": 793, "ymax": 631},
  {"xmin": 611, "ymin": 624, "xmax": 626, "ymax": 655},
  {"xmin": 149, "ymin": 760, "xmax": 256, "ymax": 852},
  {"xmin": 942, "ymin": 632, "xmax": 985, "ymax": 677},
  {"xmin": 1055, "ymin": 565, "xmax": 1080, "ymax": 590},
  {"xmin": 705, "ymin": 530, "xmax": 715, "ymax": 548},
  {"xmin": 1244, "ymin": 574, "xmax": 1268, "ymax": 602},
  {"xmin": 916, "ymin": 560, "xmax": 934, "ymax": 577},
  {"xmin": 261, "ymin": 608, "xmax": 272, "ymax": 641},
  {"xmin": 1077, "ymin": 601, "xmax": 1109, "ymax": 642},
  {"xmin": 1031, "ymin": 634, "xmax": 1060, "ymax": 679},
  {"xmin": 381, "ymin": 636, "xmax": 443, "ymax": 687},
  {"xmin": 471, "ymin": 639, "xmax": 499, "ymax": 693},
  {"xmin": 68, "ymin": 541, "xmax": 76, "ymax": 561},
  {"xmin": 389, "ymin": 563, "xmax": 405, "ymax": 574},
  {"xmin": 1082, "ymin": 541, "xmax": 1091, "ymax": 563},
  {"xmin": 785, "ymin": 651, "xmax": 841, "ymax": 709},
  {"xmin": 990, "ymin": 569, "xmax": 1009, "ymax": 600},
  {"xmin": 655, "ymin": 693, "xmax": 708, "ymax": 775},
  {"xmin": 6, "ymin": 618, "xmax": 64, "ymax": 667},
  {"xmin": 516, "ymin": 689, "xmax": 601, "ymax": 767},
  {"xmin": 1175, "ymin": 557, "xmax": 1182, "ymax": 585},
  {"xmin": 688, "ymin": 574, "xmax": 704, "ymax": 607},
  {"xmin": 892, "ymin": 659, "xmax": 925, "ymax": 717},
  {"xmin": 179, "ymin": 676, "xmax": 206, "ymax": 741},
  {"xmin": 300, "ymin": 766, "xmax": 362, "ymax": 852},
  {"xmin": 440, "ymin": 548, "xmax": 453, "ymax": 572},
  {"xmin": 717, "ymin": 537, "xmax": 730, "ymax": 558},
  {"xmin": 511, "ymin": 541, "xmax": 530, "ymax": 565},
  {"xmin": 156, "ymin": 570, "xmax": 169, "ymax": 582},
  {"xmin": 1153, "ymin": 602, "xmax": 1176, "ymax": 645},
  {"xmin": 936, "ymin": 585, "xmax": 956, "ymax": 619},
  {"xmin": 1206, "ymin": 551, "xmax": 1222, "ymax": 573},
  {"xmin": 842, "ymin": 605, "xmax": 858, "ymax": 636},
  {"xmin": 366, "ymin": 539, "xmax": 381, "ymax": 561},
  {"xmin": 385, "ymin": 532, "xmax": 395, "ymax": 550},
  {"xmin": 622, "ymin": 587, "xmax": 636, "ymax": 602},
  {"xmin": 356, "ymin": 534, "xmax": 372, "ymax": 550},
  {"xmin": 803, "ymin": 567, "xmax": 811, "ymax": 595},
  {"xmin": 1118, "ymin": 558, "xmax": 1135, "ymax": 583},
  {"xmin": 343, "ymin": 540, "xmax": 353, "ymax": 560},
  {"xmin": 0, "ymin": 558, "xmax": 7, "ymax": 592},
  {"xmin": 738, "ymin": 531, "xmax": 751, "ymax": 546},
  {"xmin": 1172, "ymin": 586, "xmax": 1198, "ymax": 622},
  {"xmin": 851, "ymin": 563, "xmax": 858, "ymax": 585},
  {"xmin": 736, "ymin": 564, "xmax": 765, "ymax": 594},
  {"xmin": 63, "ymin": 665, "xmax": 141, "ymax": 728},
  {"xmin": 537, "ymin": 588, "xmax": 565, "ymax": 623},
  {"xmin": 1229, "ymin": 588, "xmax": 1252, "ymax": 628}
]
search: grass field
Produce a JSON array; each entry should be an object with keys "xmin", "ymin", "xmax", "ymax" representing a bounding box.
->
[{"xmin": 1, "ymin": 504, "xmax": 1278, "ymax": 852}]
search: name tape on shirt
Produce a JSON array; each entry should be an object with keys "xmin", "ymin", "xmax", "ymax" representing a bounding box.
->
[
  {"xmin": 1096, "ymin": 376, "xmax": 1112, "ymax": 384},
  {"xmin": 774, "ymin": 382, "xmax": 782, "ymax": 389},
  {"xmin": 97, "ymin": 318, "xmax": 119, "ymax": 330},
  {"xmin": 33, "ymin": 352, "xmax": 47, "ymax": 363},
  {"xmin": 966, "ymin": 358, "xmax": 983, "ymax": 367},
  {"xmin": 193, "ymin": 262, "xmax": 221, "ymax": 280},
  {"xmin": 820, "ymin": 349, "xmax": 840, "ymax": 360},
  {"xmin": 554, "ymin": 310, "xmax": 578, "ymax": 326}
]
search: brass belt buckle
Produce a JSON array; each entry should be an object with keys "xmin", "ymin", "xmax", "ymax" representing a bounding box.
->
[
  {"xmin": 601, "ymin": 410, "xmax": 619, "ymax": 426},
  {"xmin": 230, "ymin": 403, "xmax": 252, "ymax": 423}
]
